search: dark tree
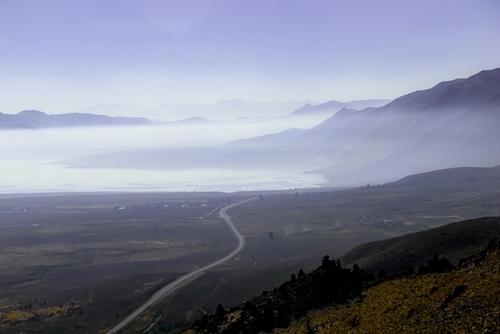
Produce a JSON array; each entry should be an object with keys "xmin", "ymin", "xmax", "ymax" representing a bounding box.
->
[
  {"xmin": 298, "ymin": 269, "xmax": 306, "ymax": 279},
  {"xmin": 427, "ymin": 255, "xmax": 453, "ymax": 273},
  {"xmin": 377, "ymin": 269, "xmax": 387, "ymax": 279},
  {"xmin": 407, "ymin": 265, "xmax": 415, "ymax": 275},
  {"xmin": 418, "ymin": 264, "xmax": 429, "ymax": 275},
  {"xmin": 216, "ymin": 304, "xmax": 226, "ymax": 318}
]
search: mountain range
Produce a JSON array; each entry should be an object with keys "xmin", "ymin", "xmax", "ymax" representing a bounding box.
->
[
  {"xmin": 230, "ymin": 67, "xmax": 500, "ymax": 184},
  {"xmin": 1, "ymin": 98, "xmax": 391, "ymax": 130},
  {"xmin": 74, "ymin": 99, "xmax": 390, "ymax": 121},
  {"xmin": 59, "ymin": 67, "xmax": 500, "ymax": 188},
  {"xmin": 77, "ymin": 100, "xmax": 311, "ymax": 121},
  {"xmin": 288, "ymin": 99, "xmax": 390, "ymax": 116}
]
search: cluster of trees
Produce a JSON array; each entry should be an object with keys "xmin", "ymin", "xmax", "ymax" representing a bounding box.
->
[
  {"xmin": 192, "ymin": 252, "xmax": 458, "ymax": 334},
  {"xmin": 192, "ymin": 256, "xmax": 375, "ymax": 333},
  {"xmin": 418, "ymin": 255, "xmax": 453, "ymax": 275}
]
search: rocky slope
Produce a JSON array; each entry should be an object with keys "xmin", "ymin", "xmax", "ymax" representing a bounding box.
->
[{"xmin": 276, "ymin": 239, "xmax": 500, "ymax": 334}]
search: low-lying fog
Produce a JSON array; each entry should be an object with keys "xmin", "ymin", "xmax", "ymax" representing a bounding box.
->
[
  {"xmin": 4, "ymin": 101, "xmax": 499, "ymax": 194},
  {"xmin": 1, "ymin": 116, "xmax": 329, "ymax": 193}
]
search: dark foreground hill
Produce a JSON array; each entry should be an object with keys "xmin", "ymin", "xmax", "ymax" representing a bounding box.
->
[
  {"xmin": 341, "ymin": 216, "xmax": 500, "ymax": 275},
  {"xmin": 181, "ymin": 217, "xmax": 500, "ymax": 334},
  {"xmin": 276, "ymin": 239, "xmax": 500, "ymax": 334}
]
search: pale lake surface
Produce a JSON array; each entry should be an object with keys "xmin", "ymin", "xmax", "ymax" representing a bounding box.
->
[
  {"xmin": 0, "ymin": 160, "xmax": 326, "ymax": 193},
  {"xmin": 1, "ymin": 123, "xmax": 327, "ymax": 193}
]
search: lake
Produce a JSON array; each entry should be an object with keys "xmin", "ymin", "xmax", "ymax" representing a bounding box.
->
[{"xmin": 0, "ymin": 121, "xmax": 328, "ymax": 193}]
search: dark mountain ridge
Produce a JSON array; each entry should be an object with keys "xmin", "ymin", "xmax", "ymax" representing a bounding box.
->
[
  {"xmin": 57, "ymin": 67, "xmax": 500, "ymax": 188},
  {"xmin": 293, "ymin": 67, "xmax": 500, "ymax": 184},
  {"xmin": 381, "ymin": 68, "xmax": 500, "ymax": 113}
]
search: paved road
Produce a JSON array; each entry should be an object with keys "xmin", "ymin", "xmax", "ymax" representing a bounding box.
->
[
  {"xmin": 359, "ymin": 207, "xmax": 366, "ymax": 223},
  {"xmin": 106, "ymin": 197, "xmax": 257, "ymax": 334}
]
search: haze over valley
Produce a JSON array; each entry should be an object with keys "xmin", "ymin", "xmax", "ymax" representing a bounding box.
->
[
  {"xmin": 1, "ymin": 1, "xmax": 500, "ymax": 333},
  {"xmin": 3, "ymin": 68, "xmax": 495, "ymax": 193}
]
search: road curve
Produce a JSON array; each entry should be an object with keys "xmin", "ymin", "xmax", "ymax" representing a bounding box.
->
[
  {"xmin": 359, "ymin": 208, "xmax": 366, "ymax": 224},
  {"xmin": 106, "ymin": 197, "xmax": 257, "ymax": 334}
]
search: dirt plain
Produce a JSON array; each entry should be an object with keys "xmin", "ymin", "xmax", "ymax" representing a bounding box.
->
[{"xmin": 0, "ymin": 192, "xmax": 245, "ymax": 333}]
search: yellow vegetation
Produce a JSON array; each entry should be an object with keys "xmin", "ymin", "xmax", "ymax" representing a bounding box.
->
[
  {"xmin": 0, "ymin": 302, "xmax": 81, "ymax": 326},
  {"xmin": 5, "ymin": 310, "xmax": 35, "ymax": 321},
  {"xmin": 275, "ymin": 250, "xmax": 500, "ymax": 333}
]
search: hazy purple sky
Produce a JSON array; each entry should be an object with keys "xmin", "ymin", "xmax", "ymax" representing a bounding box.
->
[{"xmin": 1, "ymin": 0, "xmax": 499, "ymax": 113}]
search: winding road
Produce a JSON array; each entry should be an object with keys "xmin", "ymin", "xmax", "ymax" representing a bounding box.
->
[
  {"xmin": 106, "ymin": 197, "xmax": 257, "ymax": 334},
  {"xmin": 359, "ymin": 207, "xmax": 366, "ymax": 223}
]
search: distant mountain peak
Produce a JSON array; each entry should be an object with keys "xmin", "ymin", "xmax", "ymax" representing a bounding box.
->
[
  {"xmin": 17, "ymin": 110, "xmax": 48, "ymax": 116},
  {"xmin": 289, "ymin": 99, "xmax": 390, "ymax": 116}
]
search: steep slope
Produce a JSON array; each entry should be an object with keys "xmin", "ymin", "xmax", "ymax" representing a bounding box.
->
[
  {"xmin": 303, "ymin": 68, "xmax": 500, "ymax": 184},
  {"xmin": 277, "ymin": 239, "xmax": 500, "ymax": 334},
  {"xmin": 340, "ymin": 216, "xmax": 500, "ymax": 275},
  {"xmin": 381, "ymin": 67, "xmax": 500, "ymax": 113}
]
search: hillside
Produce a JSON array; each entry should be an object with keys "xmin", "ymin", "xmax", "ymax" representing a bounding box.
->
[
  {"xmin": 387, "ymin": 165, "xmax": 500, "ymax": 186},
  {"xmin": 277, "ymin": 239, "xmax": 500, "ymax": 334},
  {"xmin": 381, "ymin": 67, "xmax": 500, "ymax": 113},
  {"xmin": 182, "ymin": 217, "xmax": 500, "ymax": 334},
  {"xmin": 340, "ymin": 216, "xmax": 500, "ymax": 275},
  {"xmin": 300, "ymin": 68, "xmax": 500, "ymax": 185}
]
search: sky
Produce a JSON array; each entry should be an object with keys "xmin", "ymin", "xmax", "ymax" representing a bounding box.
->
[{"xmin": 1, "ymin": 0, "xmax": 500, "ymax": 114}]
